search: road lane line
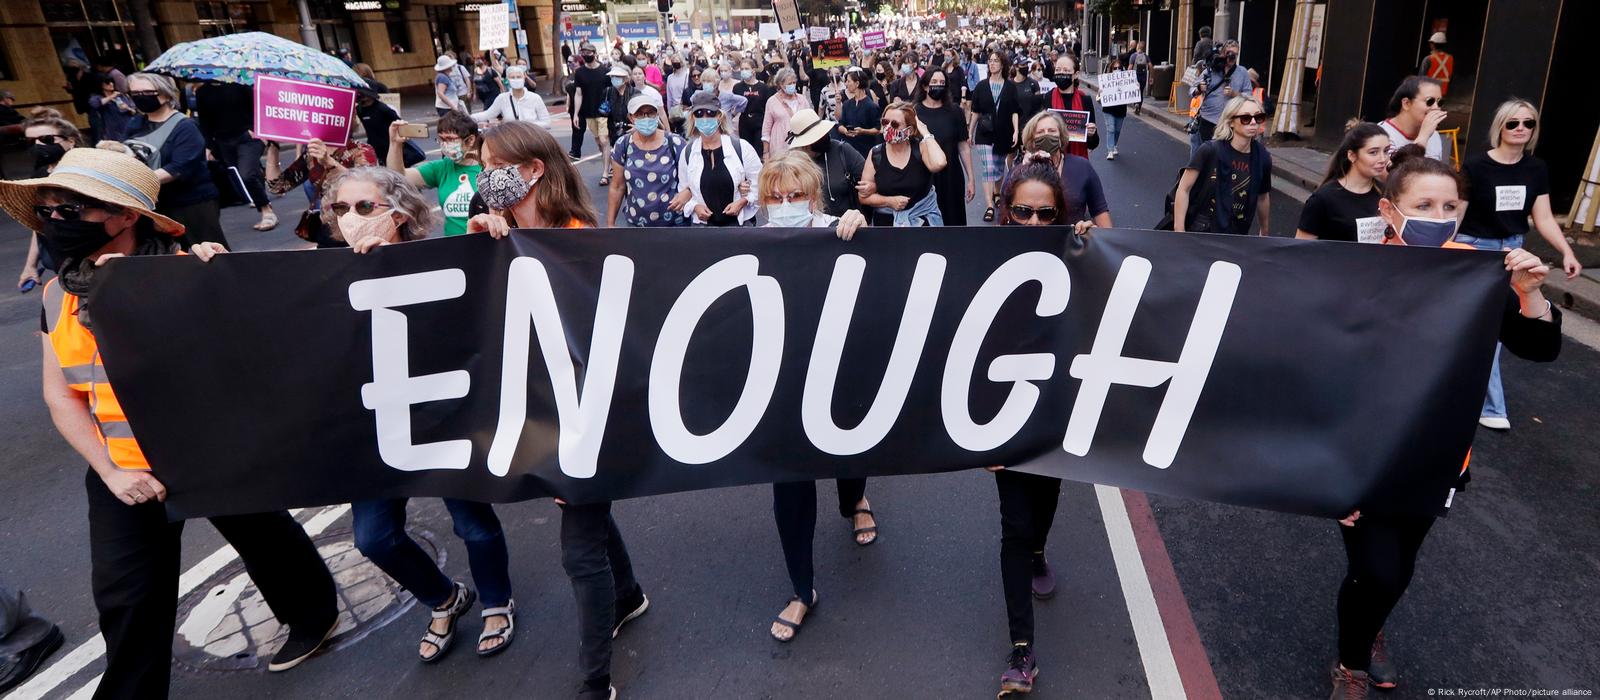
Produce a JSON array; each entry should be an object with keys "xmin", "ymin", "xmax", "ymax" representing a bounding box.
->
[
  {"xmin": 1122, "ymin": 490, "xmax": 1225, "ymax": 700},
  {"xmin": 1096, "ymin": 484, "xmax": 1187, "ymax": 699},
  {"xmin": 8, "ymin": 505, "xmax": 349, "ymax": 700}
]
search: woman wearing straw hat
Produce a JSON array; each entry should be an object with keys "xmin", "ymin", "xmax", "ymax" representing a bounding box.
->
[{"xmin": 0, "ymin": 147, "xmax": 339, "ymax": 698}]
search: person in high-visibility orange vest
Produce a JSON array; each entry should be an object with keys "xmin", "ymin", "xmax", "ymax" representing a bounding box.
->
[
  {"xmin": 0, "ymin": 148, "xmax": 338, "ymax": 699},
  {"xmin": 1420, "ymin": 31, "xmax": 1454, "ymax": 96},
  {"xmin": 1326, "ymin": 144, "xmax": 1561, "ymax": 700}
]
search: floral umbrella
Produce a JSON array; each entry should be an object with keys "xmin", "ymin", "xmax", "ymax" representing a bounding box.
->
[{"xmin": 143, "ymin": 32, "xmax": 367, "ymax": 88}]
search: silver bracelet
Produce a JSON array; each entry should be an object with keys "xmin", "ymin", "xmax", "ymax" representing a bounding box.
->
[{"xmin": 1522, "ymin": 298, "xmax": 1553, "ymax": 319}]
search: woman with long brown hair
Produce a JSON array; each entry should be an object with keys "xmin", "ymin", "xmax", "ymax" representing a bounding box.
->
[{"xmin": 464, "ymin": 121, "xmax": 646, "ymax": 700}]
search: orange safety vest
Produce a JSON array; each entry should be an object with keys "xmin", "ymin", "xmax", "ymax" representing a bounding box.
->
[
  {"xmin": 1424, "ymin": 52, "xmax": 1453, "ymax": 95},
  {"xmin": 42, "ymin": 279, "xmax": 149, "ymax": 470}
]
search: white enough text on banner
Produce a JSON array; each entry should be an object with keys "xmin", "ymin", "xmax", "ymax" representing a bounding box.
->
[
  {"xmin": 478, "ymin": 3, "xmax": 510, "ymax": 51},
  {"xmin": 1098, "ymin": 70, "xmax": 1143, "ymax": 107},
  {"xmin": 758, "ymin": 22, "xmax": 781, "ymax": 41}
]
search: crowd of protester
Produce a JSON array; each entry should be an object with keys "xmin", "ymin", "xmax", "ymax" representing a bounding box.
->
[{"xmin": 0, "ymin": 17, "xmax": 1579, "ymax": 700}]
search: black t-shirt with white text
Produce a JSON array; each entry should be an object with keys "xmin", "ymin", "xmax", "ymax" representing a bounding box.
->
[
  {"xmin": 1460, "ymin": 152, "xmax": 1549, "ymax": 239},
  {"xmin": 1298, "ymin": 180, "xmax": 1384, "ymax": 243}
]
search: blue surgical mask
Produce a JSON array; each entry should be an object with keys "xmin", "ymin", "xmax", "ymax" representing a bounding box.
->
[
  {"xmin": 1397, "ymin": 214, "xmax": 1459, "ymax": 247},
  {"xmin": 739, "ymin": 69, "xmax": 753, "ymax": 80},
  {"xmin": 701, "ymin": 80, "xmax": 716, "ymax": 91},
  {"xmin": 783, "ymin": 84, "xmax": 797, "ymax": 95},
  {"xmin": 767, "ymin": 200, "xmax": 814, "ymax": 228},
  {"xmin": 633, "ymin": 117, "xmax": 660, "ymax": 136},
  {"xmin": 695, "ymin": 117, "xmax": 719, "ymax": 135},
  {"xmin": 611, "ymin": 77, "xmax": 625, "ymax": 88}
]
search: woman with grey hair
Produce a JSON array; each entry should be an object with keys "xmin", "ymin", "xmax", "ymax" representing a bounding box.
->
[
  {"xmin": 470, "ymin": 65, "xmax": 552, "ymax": 128},
  {"xmin": 317, "ymin": 166, "xmax": 439, "ymax": 248},
  {"xmin": 194, "ymin": 165, "xmax": 519, "ymax": 661},
  {"xmin": 124, "ymin": 71, "xmax": 225, "ymax": 248},
  {"xmin": 761, "ymin": 67, "xmax": 809, "ymax": 158}
]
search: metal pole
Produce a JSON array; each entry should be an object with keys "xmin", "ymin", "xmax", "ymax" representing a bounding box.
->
[
  {"xmin": 1213, "ymin": 0, "xmax": 1231, "ymax": 43},
  {"xmin": 508, "ymin": 0, "xmax": 528, "ymax": 65},
  {"xmin": 296, "ymin": 0, "xmax": 321, "ymax": 50}
]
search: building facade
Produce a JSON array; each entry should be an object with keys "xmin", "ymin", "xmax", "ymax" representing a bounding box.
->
[{"xmin": 0, "ymin": 0, "xmax": 564, "ymax": 124}]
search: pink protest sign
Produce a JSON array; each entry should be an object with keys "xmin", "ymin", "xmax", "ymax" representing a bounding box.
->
[
  {"xmin": 253, "ymin": 75, "xmax": 356, "ymax": 147},
  {"xmin": 862, "ymin": 30, "xmax": 886, "ymax": 50}
]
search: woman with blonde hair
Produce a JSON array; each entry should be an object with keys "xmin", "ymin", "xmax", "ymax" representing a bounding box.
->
[
  {"xmin": 671, "ymin": 90, "xmax": 761, "ymax": 226},
  {"xmin": 1454, "ymin": 98, "xmax": 1581, "ymax": 431},
  {"xmin": 1171, "ymin": 95, "xmax": 1272, "ymax": 235},
  {"xmin": 754, "ymin": 151, "xmax": 870, "ymax": 644},
  {"xmin": 464, "ymin": 120, "xmax": 648, "ymax": 700}
]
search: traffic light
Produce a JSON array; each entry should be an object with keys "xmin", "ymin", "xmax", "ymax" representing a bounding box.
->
[{"xmin": 657, "ymin": 0, "xmax": 670, "ymax": 12}]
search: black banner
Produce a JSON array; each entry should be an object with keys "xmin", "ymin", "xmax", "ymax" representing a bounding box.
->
[{"xmin": 88, "ymin": 227, "xmax": 1509, "ymax": 520}]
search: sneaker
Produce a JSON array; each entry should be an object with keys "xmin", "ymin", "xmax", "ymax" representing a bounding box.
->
[
  {"xmin": 1030, "ymin": 555, "xmax": 1056, "ymax": 600},
  {"xmin": 1000, "ymin": 643, "xmax": 1039, "ymax": 694},
  {"xmin": 1478, "ymin": 416, "xmax": 1510, "ymax": 430},
  {"xmin": 612, "ymin": 590, "xmax": 650, "ymax": 639},
  {"xmin": 1106, "ymin": 149, "xmax": 1117, "ymax": 160},
  {"xmin": 267, "ymin": 615, "xmax": 338, "ymax": 672},
  {"xmin": 568, "ymin": 152, "xmax": 582, "ymax": 163},
  {"xmin": 1368, "ymin": 631, "xmax": 1397, "ymax": 689},
  {"xmin": 1329, "ymin": 664, "xmax": 1371, "ymax": 700}
]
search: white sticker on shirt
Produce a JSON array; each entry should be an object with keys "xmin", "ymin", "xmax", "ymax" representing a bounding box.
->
[
  {"xmin": 442, "ymin": 173, "xmax": 476, "ymax": 219},
  {"xmin": 1495, "ymin": 185, "xmax": 1526, "ymax": 212},
  {"xmin": 1355, "ymin": 216, "xmax": 1387, "ymax": 244}
]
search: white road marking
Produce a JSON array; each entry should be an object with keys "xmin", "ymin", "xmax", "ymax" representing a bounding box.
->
[
  {"xmin": 1096, "ymin": 484, "xmax": 1188, "ymax": 699},
  {"xmin": 174, "ymin": 574, "xmax": 249, "ymax": 646},
  {"xmin": 8, "ymin": 505, "xmax": 350, "ymax": 700}
]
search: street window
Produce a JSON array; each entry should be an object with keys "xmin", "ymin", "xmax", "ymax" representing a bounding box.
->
[
  {"xmin": 385, "ymin": 10, "xmax": 412, "ymax": 53},
  {"xmin": 425, "ymin": 6, "xmax": 460, "ymax": 58}
]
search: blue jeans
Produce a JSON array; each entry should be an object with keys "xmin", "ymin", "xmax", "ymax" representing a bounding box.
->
[
  {"xmin": 1452, "ymin": 232, "xmax": 1523, "ymax": 418},
  {"xmin": 352, "ymin": 498, "xmax": 512, "ymax": 608},
  {"xmin": 1106, "ymin": 113, "xmax": 1126, "ymax": 151}
]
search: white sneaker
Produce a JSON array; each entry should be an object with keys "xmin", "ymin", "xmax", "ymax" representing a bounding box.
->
[
  {"xmin": 1106, "ymin": 149, "xmax": 1117, "ymax": 160},
  {"xmin": 1478, "ymin": 416, "xmax": 1511, "ymax": 430}
]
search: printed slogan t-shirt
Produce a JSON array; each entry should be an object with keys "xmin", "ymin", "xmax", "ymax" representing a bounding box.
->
[{"xmin": 417, "ymin": 158, "xmax": 483, "ymax": 236}]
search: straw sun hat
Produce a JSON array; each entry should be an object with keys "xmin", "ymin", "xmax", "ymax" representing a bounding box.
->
[{"xmin": 0, "ymin": 148, "xmax": 184, "ymax": 236}]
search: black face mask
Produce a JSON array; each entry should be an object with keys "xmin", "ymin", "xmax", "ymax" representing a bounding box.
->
[
  {"xmin": 927, "ymin": 86, "xmax": 947, "ymax": 101},
  {"xmin": 42, "ymin": 216, "xmax": 117, "ymax": 261},
  {"xmin": 1054, "ymin": 73, "xmax": 1077, "ymax": 88},
  {"xmin": 132, "ymin": 94, "xmax": 163, "ymax": 113},
  {"xmin": 31, "ymin": 142, "xmax": 66, "ymax": 170},
  {"xmin": 582, "ymin": 53, "xmax": 596, "ymax": 63}
]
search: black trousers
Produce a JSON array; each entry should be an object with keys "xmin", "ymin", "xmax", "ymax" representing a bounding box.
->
[
  {"xmin": 559, "ymin": 501, "xmax": 642, "ymax": 686},
  {"xmin": 1336, "ymin": 513, "xmax": 1437, "ymax": 671},
  {"xmin": 995, "ymin": 469, "xmax": 1062, "ymax": 646},
  {"xmin": 209, "ymin": 132, "xmax": 270, "ymax": 210},
  {"xmin": 771, "ymin": 479, "xmax": 867, "ymax": 601},
  {"xmin": 85, "ymin": 470, "xmax": 337, "ymax": 700}
]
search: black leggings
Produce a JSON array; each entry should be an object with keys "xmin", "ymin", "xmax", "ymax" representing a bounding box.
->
[
  {"xmin": 996, "ymin": 469, "xmax": 1061, "ymax": 645},
  {"xmin": 1336, "ymin": 514, "xmax": 1437, "ymax": 670},
  {"xmin": 771, "ymin": 479, "xmax": 868, "ymax": 601}
]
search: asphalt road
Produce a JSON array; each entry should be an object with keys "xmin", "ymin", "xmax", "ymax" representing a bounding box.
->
[{"xmin": 1, "ymin": 113, "xmax": 1596, "ymax": 700}]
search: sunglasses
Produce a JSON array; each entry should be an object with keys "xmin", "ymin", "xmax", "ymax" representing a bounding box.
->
[
  {"xmin": 691, "ymin": 109, "xmax": 720, "ymax": 118},
  {"xmin": 1008, "ymin": 204, "xmax": 1059, "ymax": 223},
  {"xmin": 1233, "ymin": 113, "xmax": 1267, "ymax": 124},
  {"xmin": 34, "ymin": 202, "xmax": 105, "ymax": 221},
  {"xmin": 880, "ymin": 120, "xmax": 905, "ymax": 129},
  {"xmin": 329, "ymin": 200, "xmax": 393, "ymax": 217},
  {"xmin": 28, "ymin": 134, "xmax": 64, "ymax": 146},
  {"xmin": 1504, "ymin": 118, "xmax": 1537, "ymax": 131},
  {"xmin": 128, "ymin": 90, "xmax": 160, "ymax": 98},
  {"xmin": 765, "ymin": 190, "xmax": 808, "ymax": 204},
  {"xmin": 1419, "ymin": 96, "xmax": 1439, "ymax": 107}
]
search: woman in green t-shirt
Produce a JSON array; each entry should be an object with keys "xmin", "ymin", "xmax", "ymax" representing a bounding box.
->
[{"xmin": 386, "ymin": 110, "xmax": 483, "ymax": 236}]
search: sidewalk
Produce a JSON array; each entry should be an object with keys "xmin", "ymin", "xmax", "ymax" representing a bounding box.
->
[{"xmin": 1079, "ymin": 70, "xmax": 1600, "ymax": 321}]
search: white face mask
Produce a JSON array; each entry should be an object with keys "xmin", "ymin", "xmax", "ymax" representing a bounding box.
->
[
  {"xmin": 766, "ymin": 200, "xmax": 813, "ymax": 228},
  {"xmin": 508, "ymin": 77, "xmax": 525, "ymax": 90}
]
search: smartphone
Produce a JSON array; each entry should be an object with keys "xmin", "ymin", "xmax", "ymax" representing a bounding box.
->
[
  {"xmin": 18, "ymin": 279, "xmax": 37, "ymax": 293},
  {"xmin": 399, "ymin": 123, "xmax": 429, "ymax": 139}
]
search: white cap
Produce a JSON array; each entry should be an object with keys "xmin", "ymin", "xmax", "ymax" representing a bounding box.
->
[
  {"xmin": 627, "ymin": 88, "xmax": 664, "ymax": 115},
  {"xmin": 1429, "ymin": 31, "xmax": 1447, "ymax": 44}
]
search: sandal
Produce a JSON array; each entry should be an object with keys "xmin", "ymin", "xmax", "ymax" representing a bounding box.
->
[
  {"xmin": 598, "ymin": 174, "xmax": 610, "ymax": 186},
  {"xmin": 476, "ymin": 599, "xmax": 515, "ymax": 658},
  {"xmin": 419, "ymin": 582, "xmax": 476, "ymax": 663},
  {"xmin": 849, "ymin": 508, "xmax": 878, "ymax": 546},
  {"xmin": 983, "ymin": 207, "xmax": 995, "ymax": 222},
  {"xmin": 252, "ymin": 212, "xmax": 278, "ymax": 231},
  {"xmin": 770, "ymin": 590, "xmax": 819, "ymax": 643}
]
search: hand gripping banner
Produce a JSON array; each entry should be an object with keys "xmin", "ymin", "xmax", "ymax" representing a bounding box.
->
[{"xmin": 87, "ymin": 227, "xmax": 1509, "ymax": 520}]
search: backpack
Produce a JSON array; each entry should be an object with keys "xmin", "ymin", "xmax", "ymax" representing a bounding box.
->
[{"xmin": 1154, "ymin": 142, "xmax": 1220, "ymax": 232}]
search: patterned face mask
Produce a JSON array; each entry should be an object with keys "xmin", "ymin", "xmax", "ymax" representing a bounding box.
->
[{"xmin": 476, "ymin": 165, "xmax": 538, "ymax": 211}]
